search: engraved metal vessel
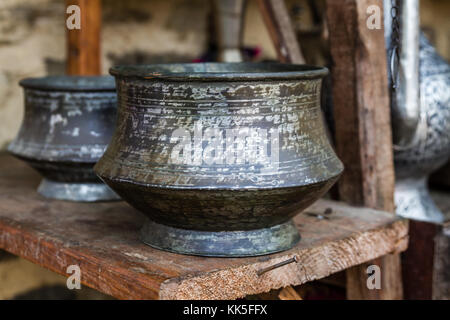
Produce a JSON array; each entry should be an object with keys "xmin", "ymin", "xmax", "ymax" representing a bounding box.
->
[
  {"xmin": 8, "ymin": 76, "xmax": 119, "ymax": 202},
  {"xmin": 385, "ymin": 0, "xmax": 450, "ymax": 223},
  {"xmin": 95, "ymin": 63, "xmax": 343, "ymax": 256},
  {"xmin": 393, "ymin": 34, "xmax": 450, "ymax": 223}
]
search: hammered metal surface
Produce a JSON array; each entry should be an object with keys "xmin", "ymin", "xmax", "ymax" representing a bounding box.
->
[
  {"xmin": 8, "ymin": 76, "xmax": 119, "ymax": 202},
  {"xmin": 95, "ymin": 63, "xmax": 343, "ymax": 255}
]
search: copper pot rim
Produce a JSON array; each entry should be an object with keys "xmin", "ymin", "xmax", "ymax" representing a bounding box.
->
[
  {"xmin": 19, "ymin": 75, "xmax": 116, "ymax": 92},
  {"xmin": 110, "ymin": 62, "xmax": 328, "ymax": 82},
  {"xmin": 8, "ymin": 148, "xmax": 104, "ymax": 164},
  {"xmin": 95, "ymin": 169, "xmax": 343, "ymax": 191}
]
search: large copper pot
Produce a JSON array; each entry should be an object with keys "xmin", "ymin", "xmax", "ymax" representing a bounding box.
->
[{"xmin": 95, "ymin": 63, "xmax": 343, "ymax": 256}]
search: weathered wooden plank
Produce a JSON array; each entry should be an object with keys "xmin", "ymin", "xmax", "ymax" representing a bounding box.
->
[
  {"xmin": 326, "ymin": 0, "xmax": 395, "ymax": 211},
  {"xmin": 401, "ymin": 191, "xmax": 450, "ymax": 300},
  {"xmin": 257, "ymin": 0, "xmax": 305, "ymax": 63},
  {"xmin": 433, "ymin": 222, "xmax": 450, "ymax": 300},
  {"xmin": 0, "ymin": 155, "xmax": 407, "ymax": 300},
  {"xmin": 432, "ymin": 192, "xmax": 450, "ymax": 300},
  {"xmin": 159, "ymin": 208, "xmax": 407, "ymax": 299},
  {"xmin": 66, "ymin": 0, "xmax": 101, "ymax": 75},
  {"xmin": 402, "ymin": 220, "xmax": 450, "ymax": 300},
  {"xmin": 326, "ymin": 0, "xmax": 403, "ymax": 299},
  {"xmin": 278, "ymin": 286, "xmax": 302, "ymax": 300},
  {"xmin": 402, "ymin": 220, "xmax": 438, "ymax": 299}
]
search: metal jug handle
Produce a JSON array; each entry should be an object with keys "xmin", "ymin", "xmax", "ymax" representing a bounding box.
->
[{"xmin": 385, "ymin": 0, "xmax": 427, "ymax": 150}]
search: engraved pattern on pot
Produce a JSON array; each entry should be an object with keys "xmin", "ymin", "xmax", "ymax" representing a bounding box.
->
[
  {"xmin": 95, "ymin": 63, "xmax": 343, "ymax": 256},
  {"xmin": 8, "ymin": 76, "xmax": 120, "ymax": 202},
  {"xmin": 100, "ymin": 79, "xmax": 338, "ymax": 188},
  {"xmin": 394, "ymin": 35, "xmax": 450, "ymax": 223}
]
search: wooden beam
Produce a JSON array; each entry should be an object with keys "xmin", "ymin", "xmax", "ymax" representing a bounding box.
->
[
  {"xmin": 326, "ymin": 0, "xmax": 404, "ymax": 299},
  {"xmin": 401, "ymin": 192, "xmax": 450, "ymax": 300},
  {"xmin": 433, "ymin": 222, "xmax": 450, "ymax": 300},
  {"xmin": 66, "ymin": 0, "xmax": 101, "ymax": 75},
  {"xmin": 401, "ymin": 220, "xmax": 438, "ymax": 299},
  {"xmin": 257, "ymin": 0, "xmax": 305, "ymax": 63},
  {"xmin": 278, "ymin": 286, "xmax": 303, "ymax": 300}
]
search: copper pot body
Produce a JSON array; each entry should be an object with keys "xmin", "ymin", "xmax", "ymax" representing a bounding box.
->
[{"xmin": 95, "ymin": 63, "xmax": 343, "ymax": 256}]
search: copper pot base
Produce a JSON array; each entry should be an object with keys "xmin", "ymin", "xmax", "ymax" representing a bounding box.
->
[
  {"xmin": 140, "ymin": 218, "xmax": 300, "ymax": 257},
  {"xmin": 37, "ymin": 179, "xmax": 120, "ymax": 202}
]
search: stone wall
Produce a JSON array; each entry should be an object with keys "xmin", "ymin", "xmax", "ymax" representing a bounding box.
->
[
  {"xmin": 0, "ymin": 0, "xmax": 276, "ymax": 150},
  {"xmin": 0, "ymin": 0, "xmax": 448, "ymax": 149}
]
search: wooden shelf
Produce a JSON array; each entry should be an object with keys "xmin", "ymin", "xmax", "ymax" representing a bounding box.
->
[{"xmin": 0, "ymin": 154, "xmax": 408, "ymax": 300}]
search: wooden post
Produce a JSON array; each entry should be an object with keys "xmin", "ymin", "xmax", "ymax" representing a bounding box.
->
[
  {"xmin": 326, "ymin": 0, "xmax": 404, "ymax": 299},
  {"xmin": 433, "ymin": 222, "xmax": 450, "ymax": 300},
  {"xmin": 66, "ymin": 0, "xmax": 101, "ymax": 75},
  {"xmin": 256, "ymin": 0, "xmax": 305, "ymax": 297},
  {"xmin": 402, "ymin": 220, "xmax": 450, "ymax": 300},
  {"xmin": 257, "ymin": 0, "xmax": 305, "ymax": 63}
]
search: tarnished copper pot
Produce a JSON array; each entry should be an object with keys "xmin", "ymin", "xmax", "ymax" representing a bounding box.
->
[
  {"xmin": 8, "ymin": 76, "xmax": 119, "ymax": 202},
  {"xmin": 95, "ymin": 63, "xmax": 343, "ymax": 256}
]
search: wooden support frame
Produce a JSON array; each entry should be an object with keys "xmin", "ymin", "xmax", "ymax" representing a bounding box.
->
[
  {"xmin": 326, "ymin": 0, "xmax": 404, "ymax": 299},
  {"xmin": 402, "ymin": 217, "xmax": 450, "ymax": 300},
  {"xmin": 256, "ymin": 0, "xmax": 306, "ymax": 296},
  {"xmin": 66, "ymin": 0, "xmax": 102, "ymax": 75},
  {"xmin": 257, "ymin": 0, "xmax": 305, "ymax": 63},
  {"xmin": 402, "ymin": 220, "xmax": 439, "ymax": 299}
]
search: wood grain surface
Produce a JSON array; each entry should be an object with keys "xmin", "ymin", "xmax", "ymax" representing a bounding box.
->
[
  {"xmin": 326, "ymin": 0, "xmax": 403, "ymax": 299},
  {"xmin": 257, "ymin": 0, "xmax": 305, "ymax": 63},
  {"xmin": 0, "ymin": 155, "xmax": 407, "ymax": 299},
  {"xmin": 66, "ymin": 0, "xmax": 101, "ymax": 75}
]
